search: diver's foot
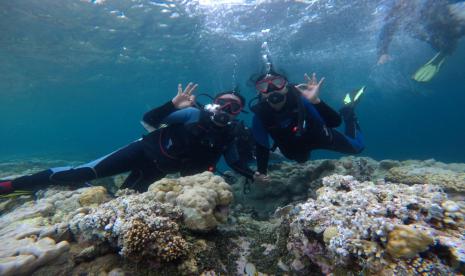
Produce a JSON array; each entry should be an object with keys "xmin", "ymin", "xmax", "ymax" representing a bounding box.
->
[
  {"xmin": 339, "ymin": 105, "xmax": 356, "ymax": 122},
  {"xmin": 0, "ymin": 180, "xmax": 14, "ymax": 195}
]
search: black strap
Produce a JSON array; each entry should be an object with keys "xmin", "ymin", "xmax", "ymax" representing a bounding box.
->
[
  {"xmin": 243, "ymin": 178, "xmax": 251, "ymax": 194},
  {"xmin": 293, "ymin": 88, "xmax": 307, "ymax": 137},
  {"xmin": 270, "ymin": 143, "xmax": 278, "ymax": 152}
]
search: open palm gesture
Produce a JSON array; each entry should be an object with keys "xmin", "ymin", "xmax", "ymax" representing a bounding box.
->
[
  {"xmin": 172, "ymin": 82, "xmax": 198, "ymax": 109},
  {"xmin": 295, "ymin": 73, "xmax": 325, "ymax": 104}
]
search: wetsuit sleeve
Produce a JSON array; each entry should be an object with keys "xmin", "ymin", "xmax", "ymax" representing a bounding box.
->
[
  {"xmin": 252, "ymin": 115, "xmax": 271, "ymax": 175},
  {"xmin": 313, "ymin": 101, "xmax": 342, "ymax": 127},
  {"xmin": 256, "ymin": 143, "xmax": 269, "ymax": 175},
  {"xmin": 301, "ymin": 96, "xmax": 326, "ymax": 125},
  {"xmin": 142, "ymin": 101, "xmax": 178, "ymax": 128},
  {"xmin": 252, "ymin": 115, "xmax": 270, "ymax": 148},
  {"xmin": 224, "ymin": 143, "xmax": 255, "ymax": 180},
  {"xmin": 161, "ymin": 107, "xmax": 200, "ymax": 125}
]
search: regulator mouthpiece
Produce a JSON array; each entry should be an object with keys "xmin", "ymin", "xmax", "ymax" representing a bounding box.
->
[{"xmin": 204, "ymin": 103, "xmax": 221, "ymax": 113}]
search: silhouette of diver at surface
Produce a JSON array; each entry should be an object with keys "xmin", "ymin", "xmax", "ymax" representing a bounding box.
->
[{"xmin": 377, "ymin": 0, "xmax": 465, "ymax": 82}]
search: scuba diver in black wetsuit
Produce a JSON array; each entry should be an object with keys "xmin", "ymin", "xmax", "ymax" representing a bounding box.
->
[
  {"xmin": 0, "ymin": 83, "xmax": 256, "ymax": 195},
  {"xmin": 250, "ymin": 70, "xmax": 365, "ymax": 184},
  {"xmin": 377, "ymin": 0, "xmax": 465, "ymax": 82}
]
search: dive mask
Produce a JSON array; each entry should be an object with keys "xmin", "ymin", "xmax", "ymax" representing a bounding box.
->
[
  {"xmin": 255, "ymin": 75, "xmax": 287, "ymax": 94},
  {"xmin": 213, "ymin": 97, "xmax": 243, "ymax": 115}
]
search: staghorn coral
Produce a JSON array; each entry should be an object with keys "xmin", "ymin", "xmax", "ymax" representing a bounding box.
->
[{"xmin": 286, "ymin": 174, "xmax": 464, "ymax": 275}]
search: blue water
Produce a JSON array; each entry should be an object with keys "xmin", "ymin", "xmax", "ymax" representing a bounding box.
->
[{"xmin": 1, "ymin": 0, "xmax": 464, "ymax": 163}]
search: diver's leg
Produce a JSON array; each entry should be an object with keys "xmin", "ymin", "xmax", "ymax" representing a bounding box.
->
[
  {"xmin": 121, "ymin": 163, "xmax": 166, "ymax": 193},
  {"xmin": 310, "ymin": 107, "xmax": 364, "ymax": 154},
  {"xmin": 334, "ymin": 105, "xmax": 364, "ymax": 154},
  {"xmin": 277, "ymin": 144, "xmax": 310, "ymax": 163},
  {"xmin": 3, "ymin": 140, "xmax": 147, "ymax": 192},
  {"xmin": 340, "ymin": 105, "xmax": 359, "ymax": 139},
  {"xmin": 326, "ymin": 128, "xmax": 365, "ymax": 154}
]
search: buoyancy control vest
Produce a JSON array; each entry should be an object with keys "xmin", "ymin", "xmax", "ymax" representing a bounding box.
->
[
  {"xmin": 251, "ymin": 86, "xmax": 329, "ymax": 159},
  {"xmin": 142, "ymin": 110, "xmax": 237, "ymax": 174},
  {"xmin": 251, "ymin": 87, "xmax": 308, "ymax": 146}
]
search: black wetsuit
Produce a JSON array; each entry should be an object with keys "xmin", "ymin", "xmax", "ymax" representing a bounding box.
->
[
  {"xmin": 6, "ymin": 101, "xmax": 254, "ymax": 193},
  {"xmin": 252, "ymin": 87, "xmax": 364, "ymax": 174}
]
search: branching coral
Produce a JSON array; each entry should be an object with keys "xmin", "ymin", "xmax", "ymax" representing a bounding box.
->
[
  {"xmin": 121, "ymin": 219, "xmax": 188, "ymax": 262},
  {"xmin": 69, "ymin": 191, "xmax": 187, "ymax": 262}
]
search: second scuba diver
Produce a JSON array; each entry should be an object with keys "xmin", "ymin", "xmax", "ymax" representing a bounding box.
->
[
  {"xmin": 377, "ymin": 0, "xmax": 465, "ymax": 82},
  {"xmin": 251, "ymin": 70, "xmax": 365, "ymax": 183},
  {"xmin": 0, "ymin": 83, "xmax": 255, "ymax": 195}
]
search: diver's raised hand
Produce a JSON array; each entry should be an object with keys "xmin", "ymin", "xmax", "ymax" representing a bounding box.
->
[
  {"xmin": 172, "ymin": 82, "xmax": 198, "ymax": 109},
  {"xmin": 295, "ymin": 72, "xmax": 324, "ymax": 104}
]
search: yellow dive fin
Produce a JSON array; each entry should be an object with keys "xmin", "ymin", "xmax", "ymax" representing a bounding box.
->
[
  {"xmin": 0, "ymin": 190, "xmax": 33, "ymax": 199},
  {"xmin": 344, "ymin": 86, "xmax": 366, "ymax": 106},
  {"xmin": 412, "ymin": 52, "xmax": 446, "ymax": 82}
]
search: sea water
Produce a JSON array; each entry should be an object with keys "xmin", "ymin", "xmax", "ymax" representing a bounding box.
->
[{"xmin": 1, "ymin": 0, "xmax": 464, "ymax": 163}]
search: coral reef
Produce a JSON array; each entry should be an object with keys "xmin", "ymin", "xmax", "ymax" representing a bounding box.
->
[
  {"xmin": 148, "ymin": 171, "xmax": 233, "ymax": 231},
  {"xmin": 286, "ymin": 174, "xmax": 465, "ymax": 274},
  {"xmin": 386, "ymin": 225, "xmax": 434, "ymax": 258},
  {"xmin": 0, "ymin": 171, "xmax": 236, "ymax": 275},
  {"xmin": 0, "ymin": 236, "xmax": 70, "ymax": 276},
  {"xmin": 386, "ymin": 164, "xmax": 465, "ymax": 193},
  {"xmin": 230, "ymin": 156, "xmax": 465, "ymax": 218},
  {"xmin": 1, "ymin": 158, "xmax": 464, "ymax": 275},
  {"xmin": 78, "ymin": 186, "xmax": 110, "ymax": 207}
]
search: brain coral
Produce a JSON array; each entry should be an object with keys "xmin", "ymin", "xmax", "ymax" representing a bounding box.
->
[{"xmin": 148, "ymin": 172, "xmax": 233, "ymax": 231}]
